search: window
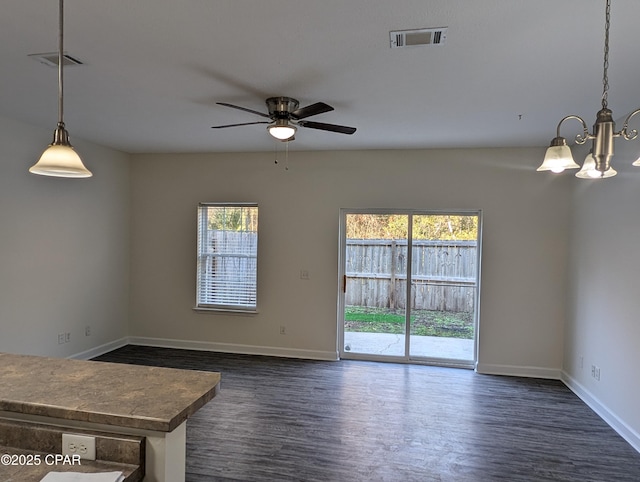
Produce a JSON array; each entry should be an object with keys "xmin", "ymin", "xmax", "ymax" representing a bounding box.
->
[{"xmin": 196, "ymin": 203, "xmax": 258, "ymax": 311}]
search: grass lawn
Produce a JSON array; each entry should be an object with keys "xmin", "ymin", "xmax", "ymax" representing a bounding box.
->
[{"xmin": 344, "ymin": 306, "xmax": 473, "ymax": 339}]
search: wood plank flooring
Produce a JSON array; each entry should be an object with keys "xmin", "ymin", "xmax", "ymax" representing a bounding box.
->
[{"xmin": 94, "ymin": 346, "xmax": 640, "ymax": 482}]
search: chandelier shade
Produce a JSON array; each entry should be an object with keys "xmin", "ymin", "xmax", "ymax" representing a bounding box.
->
[
  {"xmin": 537, "ymin": 138, "xmax": 580, "ymax": 173},
  {"xmin": 575, "ymin": 152, "xmax": 617, "ymax": 179}
]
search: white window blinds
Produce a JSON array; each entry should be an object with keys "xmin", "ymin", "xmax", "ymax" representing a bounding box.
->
[{"xmin": 197, "ymin": 203, "xmax": 258, "ymax": 310}]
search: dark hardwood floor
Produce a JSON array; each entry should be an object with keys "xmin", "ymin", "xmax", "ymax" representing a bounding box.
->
[{"xmin": 94, "ymin": 346, "xmax": 640, "ymax": 482}]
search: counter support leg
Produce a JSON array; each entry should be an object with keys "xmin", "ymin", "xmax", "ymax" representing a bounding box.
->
[{"xmin": 145, "ymin": 421, "xmax": 186, "ymax": 482}]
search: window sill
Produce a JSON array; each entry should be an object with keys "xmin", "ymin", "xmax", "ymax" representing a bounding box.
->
[{"xmin": 192, "ymin": 306, "xmax": 259, "ymax": 315}]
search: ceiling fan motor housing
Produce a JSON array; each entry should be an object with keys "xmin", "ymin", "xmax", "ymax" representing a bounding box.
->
[{"xmin": 267, "ymin": 97, "xmax": 299, "ymax": 118}]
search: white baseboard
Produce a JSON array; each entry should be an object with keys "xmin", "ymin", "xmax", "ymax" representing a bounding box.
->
[
  {"xmin": 127, "ymin": 336, "xmax": 339, "ymax": 361},
  {"xmin": 475, "ymin": 362, "xmax": 561, "ymax": 380},
  {"xmin": 561, "ymin": 370, "xmax": 640, "ymax": 453},
  {"xmin": 69, "ymin": 337, "xmax": 129, "ymax": 360}
]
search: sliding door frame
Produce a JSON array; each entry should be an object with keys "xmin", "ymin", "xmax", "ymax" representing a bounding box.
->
[{"xmin": 337, "ymin": 208, "xmax": 482, "ymax": 368}]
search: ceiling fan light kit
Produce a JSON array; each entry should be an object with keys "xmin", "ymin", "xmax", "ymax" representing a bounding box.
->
[
  {"xmin": 268, "ymin": 118, "xmax": 297, "ymax": 141},
  {"xmin": 30, "ymin": 0, "xmax": 92, "ymax": 178},
  {"xmin": 537, "ymin": 0, "xmax": 640, "ymax": 179},
  {"xmin": 212, "ymin": 96, "xmax": 356, "ymax": 141}
]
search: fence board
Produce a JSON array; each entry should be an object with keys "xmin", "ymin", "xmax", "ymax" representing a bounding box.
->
[{"xmin": 345, "ymin": 239, "xmax": 477, "ymax": 312}]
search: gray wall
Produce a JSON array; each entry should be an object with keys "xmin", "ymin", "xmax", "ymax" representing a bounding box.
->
[
  {"xmin": 0, "ymin": 115, "xmax": 130, "ymax": 357},
  {"xmin": 129, "ymin": 147, "xmax": 571, "ymax": 374},
  {"xmin": 564, "ymin": 140, "xmax": 640, "ymax": 449}
]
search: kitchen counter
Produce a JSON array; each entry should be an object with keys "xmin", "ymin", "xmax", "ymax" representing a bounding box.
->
[
  {"xmin": 0, "ymin": 352, "xmax": 221, "ymax": 482},
  {"xmin": 0, "ymin": 353, "xmax": 220, "ymax": 432}
]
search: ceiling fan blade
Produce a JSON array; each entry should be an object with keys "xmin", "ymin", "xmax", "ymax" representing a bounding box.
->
[
  {"xmin": 291, "ymin": 102, "xmax": 334, "ymax": 120},
  {"xmin": 216, "ymin": 102, "xmax": 271, "ymax": 118},
  {"xmin": 211, "ymin": 121, "xmax": 271, "ymax": 129},
  {"xmin": 297, "ymin": 120, "xmax": 356, "ymax": 135}
]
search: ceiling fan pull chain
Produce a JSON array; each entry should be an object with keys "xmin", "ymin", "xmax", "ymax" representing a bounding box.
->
[{"xmin": 284, "ymin": 139, "xmax": 289, "ymax": 171}]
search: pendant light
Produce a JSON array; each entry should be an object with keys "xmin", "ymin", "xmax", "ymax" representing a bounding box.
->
[
  {"xmin": 29, "ymin": 0, "xmax": 92, "ymax": 178},
  {"xmin": 537, "ymin": 0, "xmax": 640, "ymax": 178}
]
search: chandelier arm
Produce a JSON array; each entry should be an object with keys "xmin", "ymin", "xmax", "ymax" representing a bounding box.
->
[
  {"xmin": 556, "ymin": 115, "xmax": 591, "ymax": 145},
  {"xmin": 618, "ymin": 108, "xmax": 640, "ymax": 141}
]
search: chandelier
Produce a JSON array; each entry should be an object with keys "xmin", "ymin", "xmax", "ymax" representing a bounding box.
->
[{"xmin": 537, "ymin": 0, "xmax": 640, "ymax": 179}]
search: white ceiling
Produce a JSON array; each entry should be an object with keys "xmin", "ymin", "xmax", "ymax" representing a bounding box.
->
[{"xmin": 1, "ymin": 0, "xmax": 639, "ymax": 154}]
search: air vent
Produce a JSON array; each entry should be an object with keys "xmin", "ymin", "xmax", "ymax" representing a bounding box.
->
[
  {"xmin": 28, "ymin": 52, "xmax": 83, "ymax": 67},
  {"xmin": 389, "ymin": 27, "xmax": 448, "ymax": 48}
]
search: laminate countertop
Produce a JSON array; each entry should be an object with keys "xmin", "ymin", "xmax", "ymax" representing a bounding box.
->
[{"xmin": 0, "ymin": 353, "xmax": 221, "ymax": 432}]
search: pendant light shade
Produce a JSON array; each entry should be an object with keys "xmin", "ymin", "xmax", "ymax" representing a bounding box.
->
[
  {"xmin": 29, "ymin": 0, "xmax": 92, "ymax": 178},
  {"xmin": 30, "ymin": 143, "xmax": 89, "ymax": 178},
  {"xmin": 30, "ymin": 123, "xmax": 91, "ymax": 178}
]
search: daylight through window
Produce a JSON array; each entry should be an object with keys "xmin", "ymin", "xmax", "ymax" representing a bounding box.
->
[{"xmin": 196, "ymin": 203, "xmax": 258, "ymax": 311}]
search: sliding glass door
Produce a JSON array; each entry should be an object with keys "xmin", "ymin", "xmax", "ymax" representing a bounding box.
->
[
  {"xmin": 341, "ymin": 213, "xmax": 408, "ymax": 358},
  {"xmin": 339, "ymin": 210, "xmax": 481, "ymax": 367}
]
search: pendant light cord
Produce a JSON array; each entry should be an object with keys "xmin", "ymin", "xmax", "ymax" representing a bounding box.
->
[
  {"xmin": 602, "ymin": 0, "xmax": 610, "ymax": 109},
  {"xmin": 58, "ymin": 0, "xmax": 64, "ymax": 127}
]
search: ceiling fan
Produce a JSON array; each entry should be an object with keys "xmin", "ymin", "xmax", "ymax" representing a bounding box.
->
[{"xmin": 211, "ymin": 97, "xmax": 357, "ymax": 141}]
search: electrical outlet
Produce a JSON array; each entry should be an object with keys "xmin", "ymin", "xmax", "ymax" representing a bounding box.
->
[
  {"xmin": 591, "ymin": 365, "xmax": 596, "ymax": 378},
  {"xmin": 85, "ymin": 325, "xmax": 91, "ymax": 336},
  {"xmin": 279, "ymin": 326, "xmax": 286, "ymax": 335},
  {"xmin": 58, "ymin": 333, "xmax": 65, "ymax": 345},
  {"xmin": 594, "ymin": 366, "xmax": 601, "ymax": 381},
  {"xmin": 64, "ymin": 332, "xmax": 71, "ymax": 343},
  {"xmin": 62, "ymin": 434, "xmax": 96, "ymax": 460},
  {"xmin": 300, "ymin": 269, "xmax": 310, "ymax": 280}
]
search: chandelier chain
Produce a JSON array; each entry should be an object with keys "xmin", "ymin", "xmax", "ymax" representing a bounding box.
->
[{"xmin": 602, "ymin": 0, "xmax": 611, "ymax": 109}]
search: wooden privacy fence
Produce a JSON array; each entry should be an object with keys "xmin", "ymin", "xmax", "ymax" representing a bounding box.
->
[
  {"xmin": 198, "ymin": 230, "xmax": 258, "ymax": 306},
  {"xmin": 345, "ymin": 239, "xmax": 477, "ymax": 312}
]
